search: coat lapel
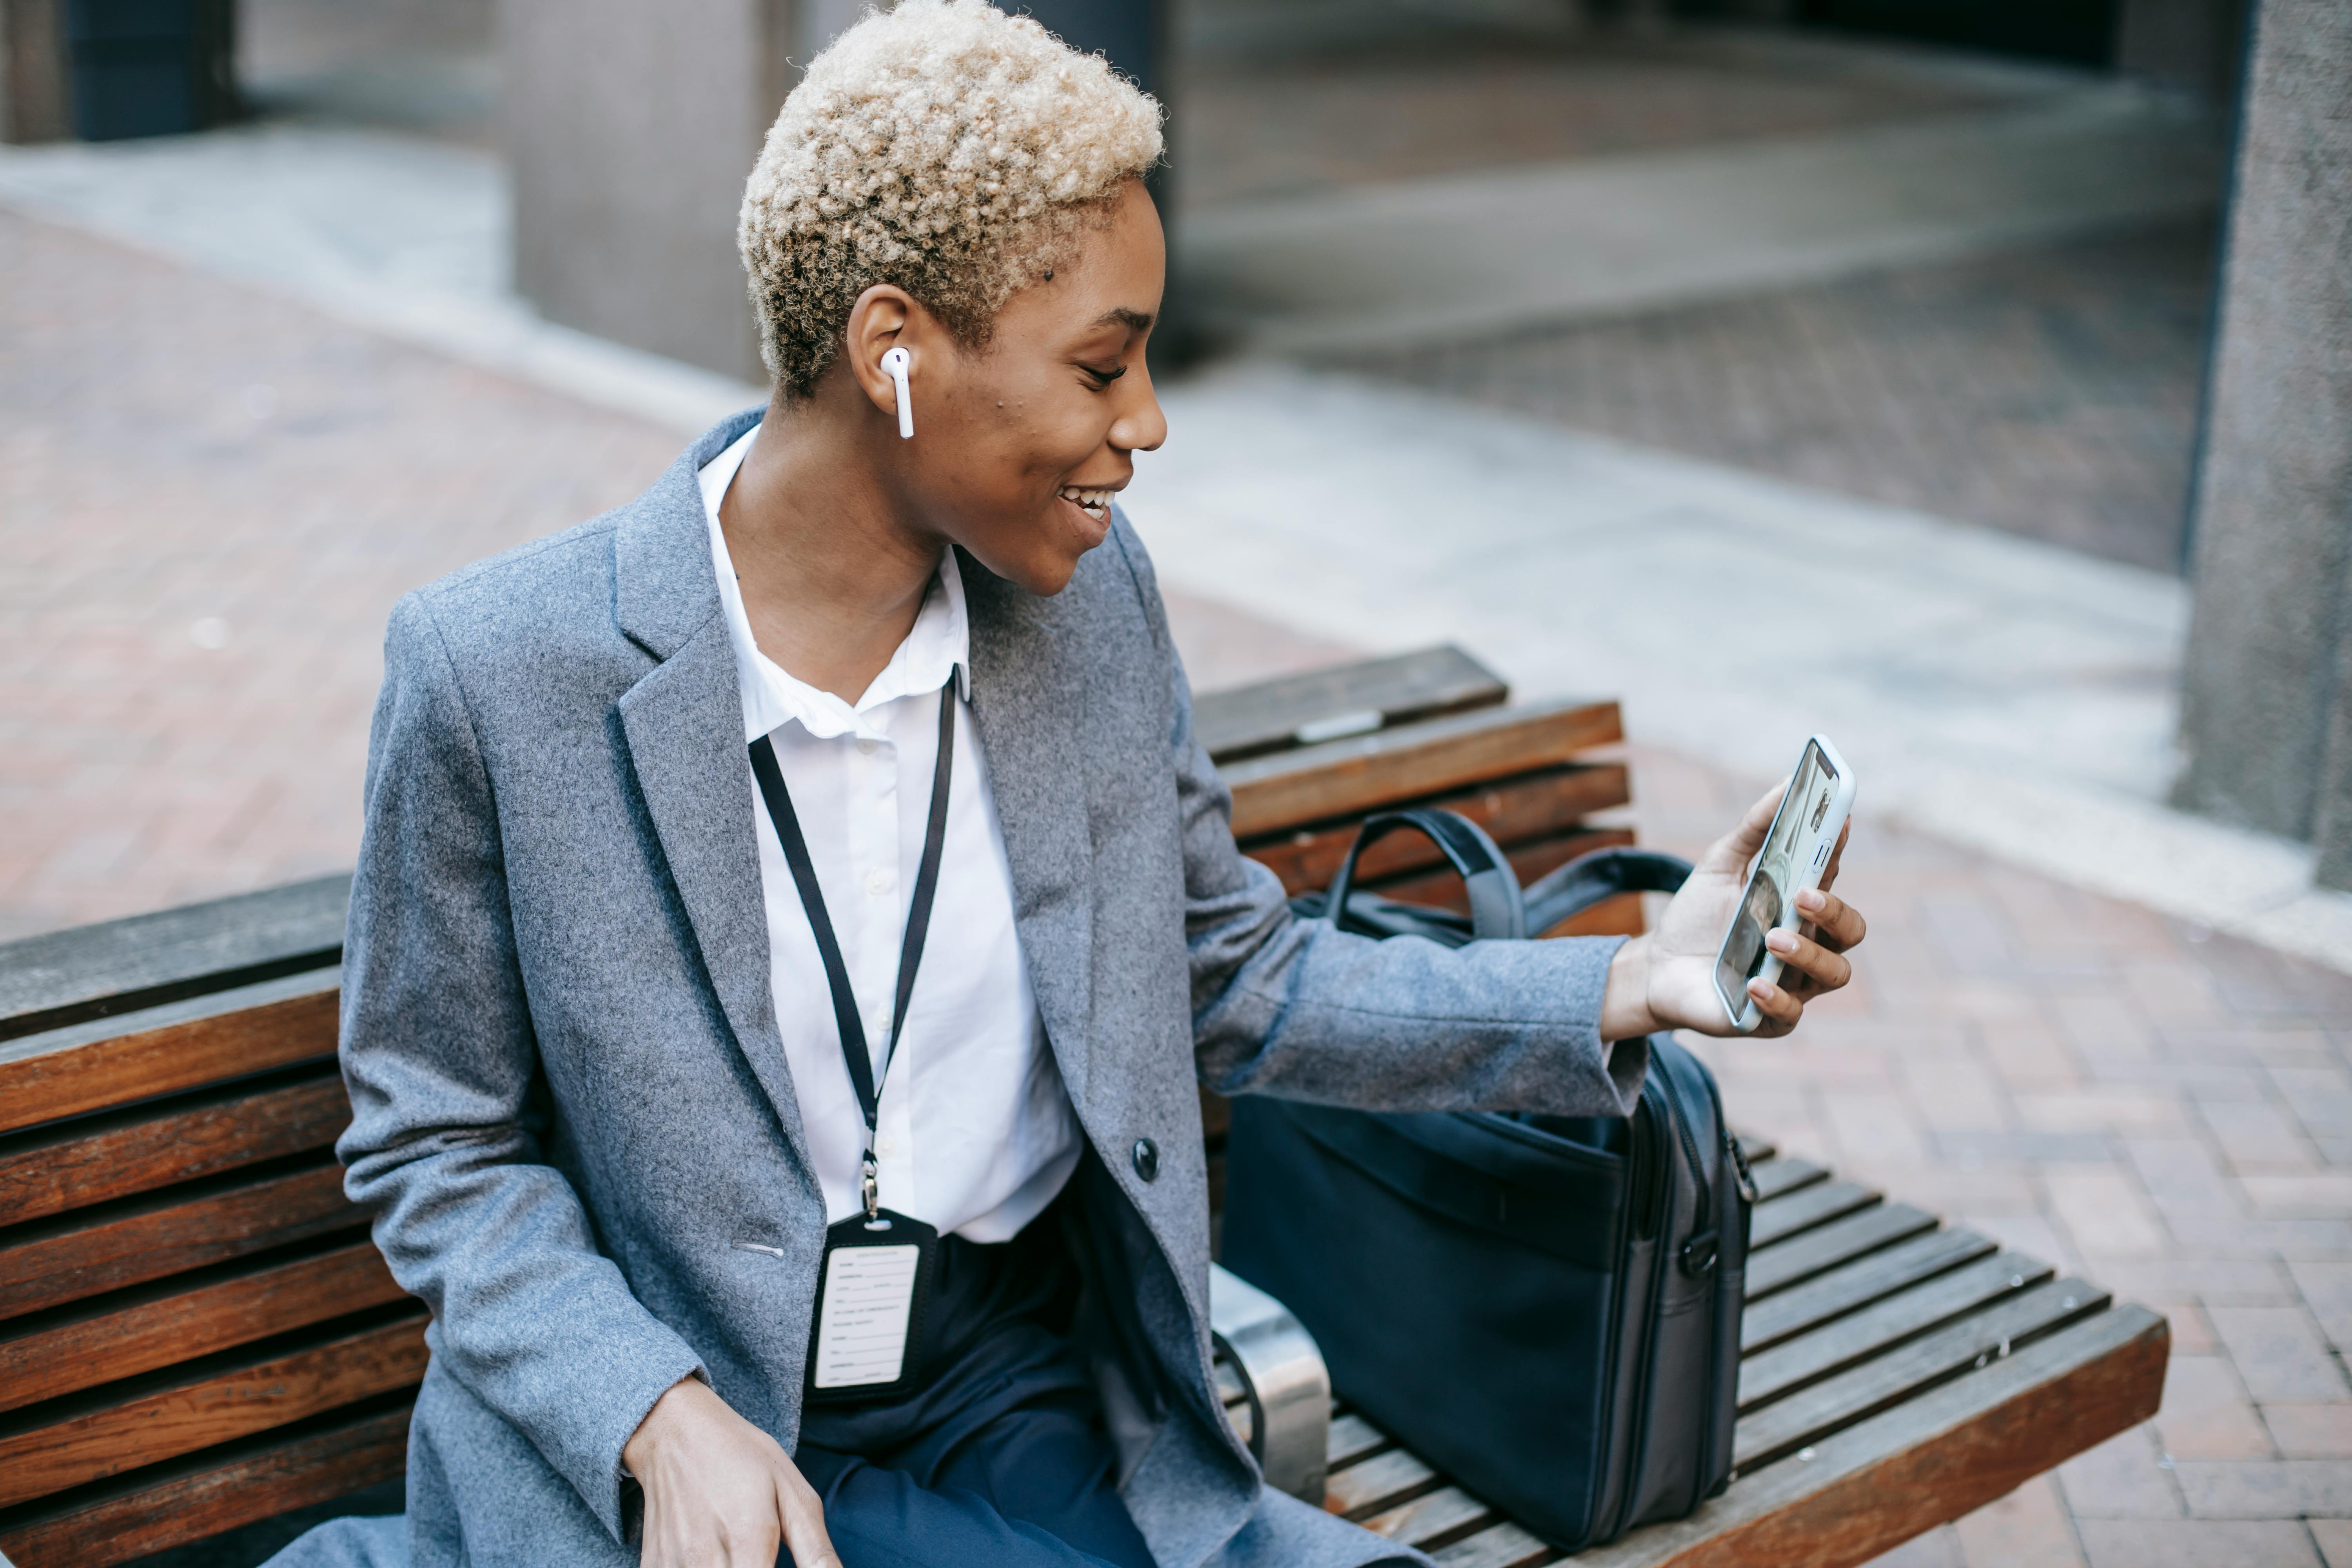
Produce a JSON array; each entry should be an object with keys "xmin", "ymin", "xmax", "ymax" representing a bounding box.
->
[
  {"xmin": 610, "ymin": 411, "xmax": 816, "ymax": 1170},
  {"xmin": 959, "ymin": 550, "xmax": 1097, "ymax": 1110}
]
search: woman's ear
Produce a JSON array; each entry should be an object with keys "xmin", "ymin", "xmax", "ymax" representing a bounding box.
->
[{"xmin": 843, "ymin": 285, "xmax": 920, "ymax": 425}]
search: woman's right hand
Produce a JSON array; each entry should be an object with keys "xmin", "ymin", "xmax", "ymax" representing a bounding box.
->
[{"xmin": 624, "ymin": 1376, "xmax": 840, "ymax": 1568}]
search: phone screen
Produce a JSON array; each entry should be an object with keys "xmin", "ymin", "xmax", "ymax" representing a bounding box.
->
[{"xmin": 1716, "ymin": 741, "xmax": 1841, "ymax": 1014}]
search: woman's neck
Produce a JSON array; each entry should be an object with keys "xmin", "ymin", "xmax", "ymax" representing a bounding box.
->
[{"xmin": 719, "ymin": 393, "xmax": 943, "ymax": 705}]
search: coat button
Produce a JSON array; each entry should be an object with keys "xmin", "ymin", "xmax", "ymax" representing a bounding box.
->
[{"xmin": 1132, "ymin": 1138, "xmax": 1159, "ymax": 1183}]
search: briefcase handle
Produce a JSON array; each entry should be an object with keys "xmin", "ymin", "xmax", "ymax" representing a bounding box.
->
[
  {"xmin": 1325, "ymin": 809, "xmax": 1528, "ymax": 942},
  {"xmin": 1519, "ymin": 848, "xmax": 1693, "ymax": 936}
]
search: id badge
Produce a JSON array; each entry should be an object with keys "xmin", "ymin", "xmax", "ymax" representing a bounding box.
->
[{"xmin": 804, "ymin": 1209, "xmax": 938, "ymax": 1403}]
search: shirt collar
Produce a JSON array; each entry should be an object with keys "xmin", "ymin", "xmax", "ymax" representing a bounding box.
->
[{"xmin": 699, "ymin": 423, "xmax": 970, "ymax": 746}]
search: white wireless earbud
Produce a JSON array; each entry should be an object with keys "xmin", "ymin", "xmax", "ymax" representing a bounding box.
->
[{"xmin": 881, "ymin": 346, "xmax": 913, "ymax": 439}]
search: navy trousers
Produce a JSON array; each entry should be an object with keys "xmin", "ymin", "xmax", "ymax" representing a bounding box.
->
[{"xmin": 790, "ymin": 1220, "xmax": 1157, "ymax": 1568}]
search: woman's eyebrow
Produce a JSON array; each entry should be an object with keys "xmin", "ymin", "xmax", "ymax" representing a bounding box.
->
[{"xmin": 1091, "ymin": 307, "xmax": 1154, "ymax": 332}]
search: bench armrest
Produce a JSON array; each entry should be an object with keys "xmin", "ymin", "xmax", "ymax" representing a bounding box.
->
[{"xmin": 1209, "ymin": 1263, "xmax": 1330, "ymax": 1503}]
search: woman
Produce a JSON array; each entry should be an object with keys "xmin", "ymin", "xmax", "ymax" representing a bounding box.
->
[{"xmin": 321, "ymin": 5, "xmax": 1865, "ymax": 1566}]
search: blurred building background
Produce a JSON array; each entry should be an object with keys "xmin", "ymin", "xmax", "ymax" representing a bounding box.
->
[{"xmin": 5, "ymin": 0, "xmax": 2352, "ymax": 1564}]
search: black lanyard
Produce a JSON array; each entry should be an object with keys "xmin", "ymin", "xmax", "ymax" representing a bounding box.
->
[{"xmin": 748, "ymin": 673, "xmax": 957, "ymax": 1221}]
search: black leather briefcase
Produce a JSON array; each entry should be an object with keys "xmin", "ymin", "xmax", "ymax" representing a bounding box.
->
[{"xmin": 1221, "ymin": 811, "xmax": 1755, "ymax": 1551}]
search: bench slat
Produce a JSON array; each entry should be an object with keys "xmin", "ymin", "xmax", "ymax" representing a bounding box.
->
[
  {"xmin": 1744, "ymin": 1205, "xmax": 1938, "ymax": 1301},
  {"xmin": 0, "ymin": 1397, "xmax": 410, "ymax": 1568},
  {"xmin": 1573, "ymin": 1307, "xmax": 2167, "ymax": 1568},
  {"xmin": 0, "ymin": 1240, "xmax": 405, "ymax": 1415},
  {"xmin": 1738, "ymin": 1252, "xmax": 2056, "ymax": 1414},
  {"xmin": 0, "ymin": 1309, "xmax": 426, "ymax": 1507},
  {"xmin": 1194, "ymin": 646, "xmax": 1508, "ymax": 766},
  {"xmin": 1239, "ymin": 765, "xmax": 1630, "ymax": 895},
  {"xmin": 1326, "ymin": 1445, "xmax": 1441, "ymax": 1520},
  {"xmin": 0, "ymin": 875, "xmax": 347, "ymax": 1045},
  {"xmin": 1361, "ymin": 1483, "xmax": 1501, "ymax": 1553},
  {"xmin": 1535, "ymin": 890, "xmax": 1648, "ymax": 941},
  {"xmin": 1222, "ymin": 699, "xmax": 1623, "ymax": 840},
  {"xmin": 1733, "ymin": 1279, "xmax": 2112, "ymax": 1473},
  {"xmin": 1747, "ymin": 1157, "xmax": 1827, "ymax": 1203},
  {"xmin": 0, "ymin": 972, "xmax": 341, "ymax": 1137},
  {"xmin": 0, "ymin": 1159, "xmax": 365, "ymax": 1321},
  {"xmin": 1328, "ymin": 1411, "xmax": 1393, "ymax": 1468},
  {"xmin": 1741, "ymin": 1229, "xmax": 1998, "ymax": 1355},
  {"xmin": 1431, "ymin": 1521, "xmax": 1557, "ymax": 1568},
  {"xmin": 1749, "ymin": 1181, "xmax": 1879, "ymax": 1250},
  {"xmin": 0, "ymin": 1066, "xmax": 349, "ymax": 1228}
]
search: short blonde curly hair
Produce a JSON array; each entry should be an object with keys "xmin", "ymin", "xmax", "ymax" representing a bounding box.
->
[{"xmin": 739, "ymin": 0, "xmax": 1164, "ymax": 397}]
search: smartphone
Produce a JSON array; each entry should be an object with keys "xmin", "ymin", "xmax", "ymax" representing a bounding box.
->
[{"xmin": 1713, "ymin": 736, "xmax": 1857, "ymax": 1034}]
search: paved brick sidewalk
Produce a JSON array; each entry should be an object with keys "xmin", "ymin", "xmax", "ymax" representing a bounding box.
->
[
  {"xmin": 14, "ymin": 209, "xmax": 2352, "ymax": 1567},
  {"xmin": 0, "ymin": 207, "xmax": 687, "ymax": 939},
  {"xmin": 1628, "ymin": 741, "xmax": 2352, "ymax": 1568}
]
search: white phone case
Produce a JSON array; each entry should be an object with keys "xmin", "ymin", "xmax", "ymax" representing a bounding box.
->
[{"xmin": 1713, "ymin": 735, "xmax": 1857, "ymax": 1033}]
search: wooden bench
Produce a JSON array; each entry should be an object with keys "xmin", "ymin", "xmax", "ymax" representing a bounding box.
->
[
  {"xmin": 0, "ymin": 880, "xmax": 400, "ymax": 1566},
  {"xmin": 0, "ymin": 647, "xmax": 2165, "ymax": 1567}
]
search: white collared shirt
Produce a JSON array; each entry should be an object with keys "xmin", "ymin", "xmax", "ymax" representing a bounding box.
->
[{"xmin": 701, "ymin": 426, "xmax": 1081, "ymax": 1242}]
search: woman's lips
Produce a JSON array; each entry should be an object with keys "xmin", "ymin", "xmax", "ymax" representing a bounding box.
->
[
  {"xmin": 1056, "ymin": 487, "xmax": 1114, "ymax": 544},
  {"xmin": 1057, "ymin": 485, "xmax": 1114, "ymax": 522}
]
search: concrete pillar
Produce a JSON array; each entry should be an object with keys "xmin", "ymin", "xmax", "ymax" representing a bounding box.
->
[
  {"xmin": 2116, "ymin": 0, "xmax": 2249, "ymax": 104},
  {"xmin": 2, "ymin": 0, "xmax": 71, "ymax": 143},
  {"xmin": 499, "ymin": 0, "xmax": 799, "ymax": 383},
  {"xmin": 2173, "ymin": 0, "xmax": 2352, "ymax": 884}
]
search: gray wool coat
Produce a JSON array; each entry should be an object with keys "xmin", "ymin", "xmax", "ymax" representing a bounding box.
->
[{"xmin": 328, "ymin": 410, "xmax": 1646, "ymax": 1568}]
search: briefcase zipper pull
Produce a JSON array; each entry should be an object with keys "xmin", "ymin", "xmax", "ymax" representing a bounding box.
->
[{"xmin": 1728, "ymin": 1135, "xmax": 1761, "ymax": 1207}]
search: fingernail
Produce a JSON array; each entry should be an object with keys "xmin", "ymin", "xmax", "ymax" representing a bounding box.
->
[
  {"xmin": 1796, "ymin": 889, "xmax": 1825, "ymax": 912},
  {"xmin": 1766, "ymin": 929, "xmax": 1795, "ymax": 954}
]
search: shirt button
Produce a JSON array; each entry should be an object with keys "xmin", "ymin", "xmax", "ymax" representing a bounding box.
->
[
  {"xmin": 877, "ymin": 1135, "xmax": 897, "ymax": 1158},
  {"xmin": 866, "ymin": 869, "xmax": 893, "ymax": 896},
  {"xmin": 856, "ymin": 739, "xmax": 880, "ymax": 756},
  {"xmin": 1132, "ymin": 1138, "xmax": 1159, "ymax": 1184}
]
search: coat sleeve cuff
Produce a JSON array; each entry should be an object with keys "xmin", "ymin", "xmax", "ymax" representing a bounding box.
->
[{"xmin": 581, "ymin": 1340, "xmax": 708, "ymax": 1544}]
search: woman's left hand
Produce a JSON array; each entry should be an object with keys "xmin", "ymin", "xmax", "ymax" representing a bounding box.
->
[{"xmin": 1598, "ymin": 784, "xmax": 1867, "ymax": 1040}]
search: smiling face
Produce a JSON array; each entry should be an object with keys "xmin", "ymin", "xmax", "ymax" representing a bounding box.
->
[{"xmin": 850, "ymin": 180, "xmax": 1169, "ymax": 596}]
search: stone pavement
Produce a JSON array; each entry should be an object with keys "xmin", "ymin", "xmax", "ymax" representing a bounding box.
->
[
  {"xmin": 1176, "ymin": 2, "xmax": 2223, "ymax": 577},
  {"xmin": 1339, "ymin": 217, "xmax": 2218, "ymax": 574}
]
